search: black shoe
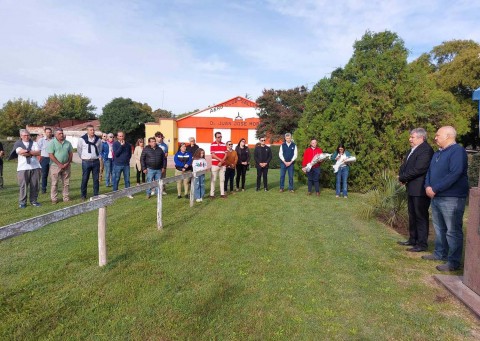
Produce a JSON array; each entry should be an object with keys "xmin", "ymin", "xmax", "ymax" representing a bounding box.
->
[
  {"xmin": 256, "ymin": 188, "xmax": 260, "ymax": 191},
  {"xmin": 397, "ymin": 241, "xmax": 416, "ymax": 246},
  {"xmin": 185, "ymin": 194, "xmax": 189, "ymax": 199},
  {"xmin": 177, "ymin": 195, "xmax": 182, "ymax": 199},
  {"xmin": 407, "ymin": 247, "xmax": 427, "ymax": 252}
]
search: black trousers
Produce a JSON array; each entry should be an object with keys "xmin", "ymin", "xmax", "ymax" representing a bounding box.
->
[
  {"xmin": 224, "ymin": 168, "xmax": 235, "ymax": 192},
  {"xmin": 235, "ymin": 164, "xmax": 248, "ymax": 189},
  {"xmin": 407, "ymin": 195, "xmax": 431, "ymax": 248},
  {"xmin": 256, "ymin": 166, "xmax": 269, "ymax": 190}
]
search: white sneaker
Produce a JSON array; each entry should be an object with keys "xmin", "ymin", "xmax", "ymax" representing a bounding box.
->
[
  {"xmin": 127, "ymin": 195, "xmax": 134, "ymax": 199},
  {"xmin": 151, "ymin": 190, "xmax": 155, "ymax": 196},
  {"xmin": 162, "ymin": 191, "xmax": 167, "ymax": 195},
  {"xmin": 196, "ymin": 199, "xmax": 201, "ymax": 203}
]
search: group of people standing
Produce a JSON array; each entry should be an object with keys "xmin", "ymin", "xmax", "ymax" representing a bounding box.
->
[
  {"xmin": 279, "ymin": 134, "xmax": 353, "ymax": 197},
  {"xmin": 397, "ymin": 126, "xmax": 468, "ymax": 272}
]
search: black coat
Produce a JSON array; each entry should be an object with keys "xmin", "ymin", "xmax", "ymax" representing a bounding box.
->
[
  {"xmin": 398, "ymin": 141, "xmax": 434, "ymax": 196},
  {"xmin": 254, "ymin": 145, "xmax": 272, "ymax": 167},
  {"xmin": 141, "ymin": 145, "xmax": 165, "ymax": 170}
]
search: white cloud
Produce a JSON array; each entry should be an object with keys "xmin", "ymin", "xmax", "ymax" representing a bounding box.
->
[{"xmin": 0, "ymin": 0, "xmax": 479, "ymax": 115}]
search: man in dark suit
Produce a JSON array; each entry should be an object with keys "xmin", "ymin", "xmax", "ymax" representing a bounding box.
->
[{"xmin": 397, "ymin": 128, "xmax": 434, "ymax": 252}]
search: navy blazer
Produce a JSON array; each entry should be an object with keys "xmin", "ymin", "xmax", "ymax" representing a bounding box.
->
[{"xmin": 398, "ymin": 141, "xmax": 434, "ymax": 197}]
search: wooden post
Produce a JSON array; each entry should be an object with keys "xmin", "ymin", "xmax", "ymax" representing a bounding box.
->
[
  {"xmin": 98, "ymin": 206, "xmax": 107, "ymax": 266},
  {"xmin": 157, "ymin": 179, "xmax": 163, "ymax": 230},
  {"xmin": 190, "ymin": 173, "xmax": 195, "ymax": 207}
]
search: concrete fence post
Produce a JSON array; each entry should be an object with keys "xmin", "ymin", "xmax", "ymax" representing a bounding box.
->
[{"xmin": 98, "ymin": 206, "xmax": 107, "ymax": 266}]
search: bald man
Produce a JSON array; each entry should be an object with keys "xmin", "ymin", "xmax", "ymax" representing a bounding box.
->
[{"xmin": 422, "ymin": 126, "xmax": 469, "ymax": 272}]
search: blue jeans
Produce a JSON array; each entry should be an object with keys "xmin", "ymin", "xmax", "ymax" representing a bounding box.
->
[
  {"xmin": 194, "ymin": 174, "xmax": 205, "ymax": 199},
  {"xmin": 146, "ymin": 168, "xmax": 161, "ymax": 195},
  {"xmin": 335, "ymin": 166, "xmax": 349, "ymax": 196},
  {"xmin": 307, "ymin": 167, "xmax": 320, "ymax": 193},
  {"xmin": 81, "ymin": 159, "xmax": 100, "ymax": 198},
  {"xmin": 40, "ymin": 156, "xmax": 50, "ymax": 192},
  {"xmin": 104, "ymin": 158, "xmax": 113, "ymax": 186},
  {"xmin": 112, "ymin": 164, "xmax": 130, "ymax": 191},
  {"xmin": 431, "ymin": 197, "xmax": 466, "ymax": 268},
  {"xmin": 280, "ymin": 162, "xmax": 294, "ymax": 190}
]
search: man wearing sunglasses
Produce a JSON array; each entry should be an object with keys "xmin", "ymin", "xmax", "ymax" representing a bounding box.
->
[
  {"xmin": 254, "ymin": 137, "xmax": 272, "ymax": 191},
  {"xmin": 210, "ymin": 132, "xmax": 227, "ymax": 198}
]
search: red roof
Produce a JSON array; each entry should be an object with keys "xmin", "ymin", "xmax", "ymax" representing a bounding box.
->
[{"xmin": 176, "ymin": 96, "xmax": 257, "ymax": 121}]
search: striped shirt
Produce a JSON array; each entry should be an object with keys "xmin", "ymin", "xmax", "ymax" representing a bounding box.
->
[{"xmin": 210, "ymin": 141, "xmax": 227, "ymax": 166}]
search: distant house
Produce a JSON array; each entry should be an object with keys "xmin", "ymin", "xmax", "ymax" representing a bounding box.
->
[
  {"xmin": 145, "ymin": 96, "xmax": 266, "ymax": 155},
  {"xmin": 26, "ymin": 120, "xmax": 102, "ymax": 148}
]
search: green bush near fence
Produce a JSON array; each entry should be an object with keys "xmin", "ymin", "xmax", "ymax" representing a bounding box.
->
[{"xmin": 468, "ymin": 152, "xmax": 480, "ymax": 188}]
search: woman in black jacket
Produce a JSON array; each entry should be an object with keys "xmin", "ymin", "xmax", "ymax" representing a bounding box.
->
[{"xmin": 235, "ymin": 138, "xmax": 250, "ymax": 191}]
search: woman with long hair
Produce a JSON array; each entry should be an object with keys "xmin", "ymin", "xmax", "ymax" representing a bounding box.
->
[
  {"xmin": 235, "ymin": 138, "xmax": 250, "ymax": 191},
  {"xmin": 192, "ymin": 148, "xmax": 208, "ymax": 202},
  {"xmin": 133, "ymin": 138, "xmax": 145, "ymax": 185},
  {"xmin": 331, "ymin": 143, "xmax": 352, "ymax": 198}
]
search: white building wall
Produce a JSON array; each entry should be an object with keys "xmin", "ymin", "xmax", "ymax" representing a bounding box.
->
[
  {"xmin": 195, "ymin": 106, "xmax": 260, "ymax": 119},
  {"xmin": 178, "ymin": 128, "xmax": 196, "ymax": 143},
  {"xmin": 248, "ymin": 129, "xmax": 259, "ymax": 145}
]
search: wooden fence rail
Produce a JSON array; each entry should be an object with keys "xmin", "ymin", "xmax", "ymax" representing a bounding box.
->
[{"xmin": 0, "ymin": 170, "xmax": 209, "ymax": 266}]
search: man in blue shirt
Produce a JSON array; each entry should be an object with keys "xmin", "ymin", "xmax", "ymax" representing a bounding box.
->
[
  {"xmin": 112, "ymin": 131, "xmax": 133, "ymax": 198},
  {"xmin": 155, "ymin": 132, "xmax": 168, "ymax": 195},
  {"xmin": 423, "ymin": 126, "xmax": 469, "ymax": 271}
]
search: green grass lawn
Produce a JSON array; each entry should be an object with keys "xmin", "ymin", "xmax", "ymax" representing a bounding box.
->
[{"xmin": 0, "ymin": 161, "xmax": 479, "ymax": 340}]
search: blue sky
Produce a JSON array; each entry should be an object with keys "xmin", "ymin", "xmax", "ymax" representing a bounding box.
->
[{"xmin": 0, "ymin": 0, "xmax": 479, "ymax": 115}]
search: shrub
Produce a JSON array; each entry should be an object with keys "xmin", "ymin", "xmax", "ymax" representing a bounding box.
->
[
  {"xmin": 249, "ymin": 145, "xmax": 281, "ymax": 169},
  {"xmin": 360, "ymin": 170, "xmax": 408, "ymax": 230},
  {"xmin": 468, "ymin": 152, "xmax": 480, "ymax": 188}
]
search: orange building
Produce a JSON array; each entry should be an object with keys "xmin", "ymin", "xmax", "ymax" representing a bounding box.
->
[{"xmin": 146, "ymin": 96, "xmax": 263, "ymax": 155}]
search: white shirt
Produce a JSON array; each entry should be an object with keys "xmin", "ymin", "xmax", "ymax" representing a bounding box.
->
[
  {"xmin": 279, "ymin": 142, "xmax": 298, "ymax": 162},
  {"xmin": 37, "ymin": 137, "xmax": 53, "ymax": 157},
  {"xmin": 77, "ymin": 135, "xmax": 102, "ymax": 160},
  {"xmin": 16, "ymin": 141, "xmax": 41, "ymax": 171}
]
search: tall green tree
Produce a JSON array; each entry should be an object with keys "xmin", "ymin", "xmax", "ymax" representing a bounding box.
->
[
  {"xmin": 256, "ymin": 86, "xmax": 308, "ymax": 140},
  {"xmin": 43, "ymin": 94, "xmax": 96, "ymax": 122},
  {"xmin": 0, "ymin": 99, "xmax": 43, "ymax": 136},
  {"xmin": 152, "ymin": 108, "xmax": 173, "ymax": 120},
  {"xmin": 429, "ymin": 40, "xmax": 480, "ymax": 147},
  {"xmin": 295, "ymin": 31, "xmax": 462, "ymax": 190},
  {"xmin": 100, "ymin": 98, "xmax": 153, "ymax": 143}
]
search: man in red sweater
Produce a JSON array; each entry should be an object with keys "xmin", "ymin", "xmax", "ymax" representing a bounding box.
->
[
  {"xmin": 302, "ymin": 139, "xmax": 323, "ymax": 196},
  {"xmin": 210, "ymin": 132, "xmax": 227, "ymax": 198}
]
